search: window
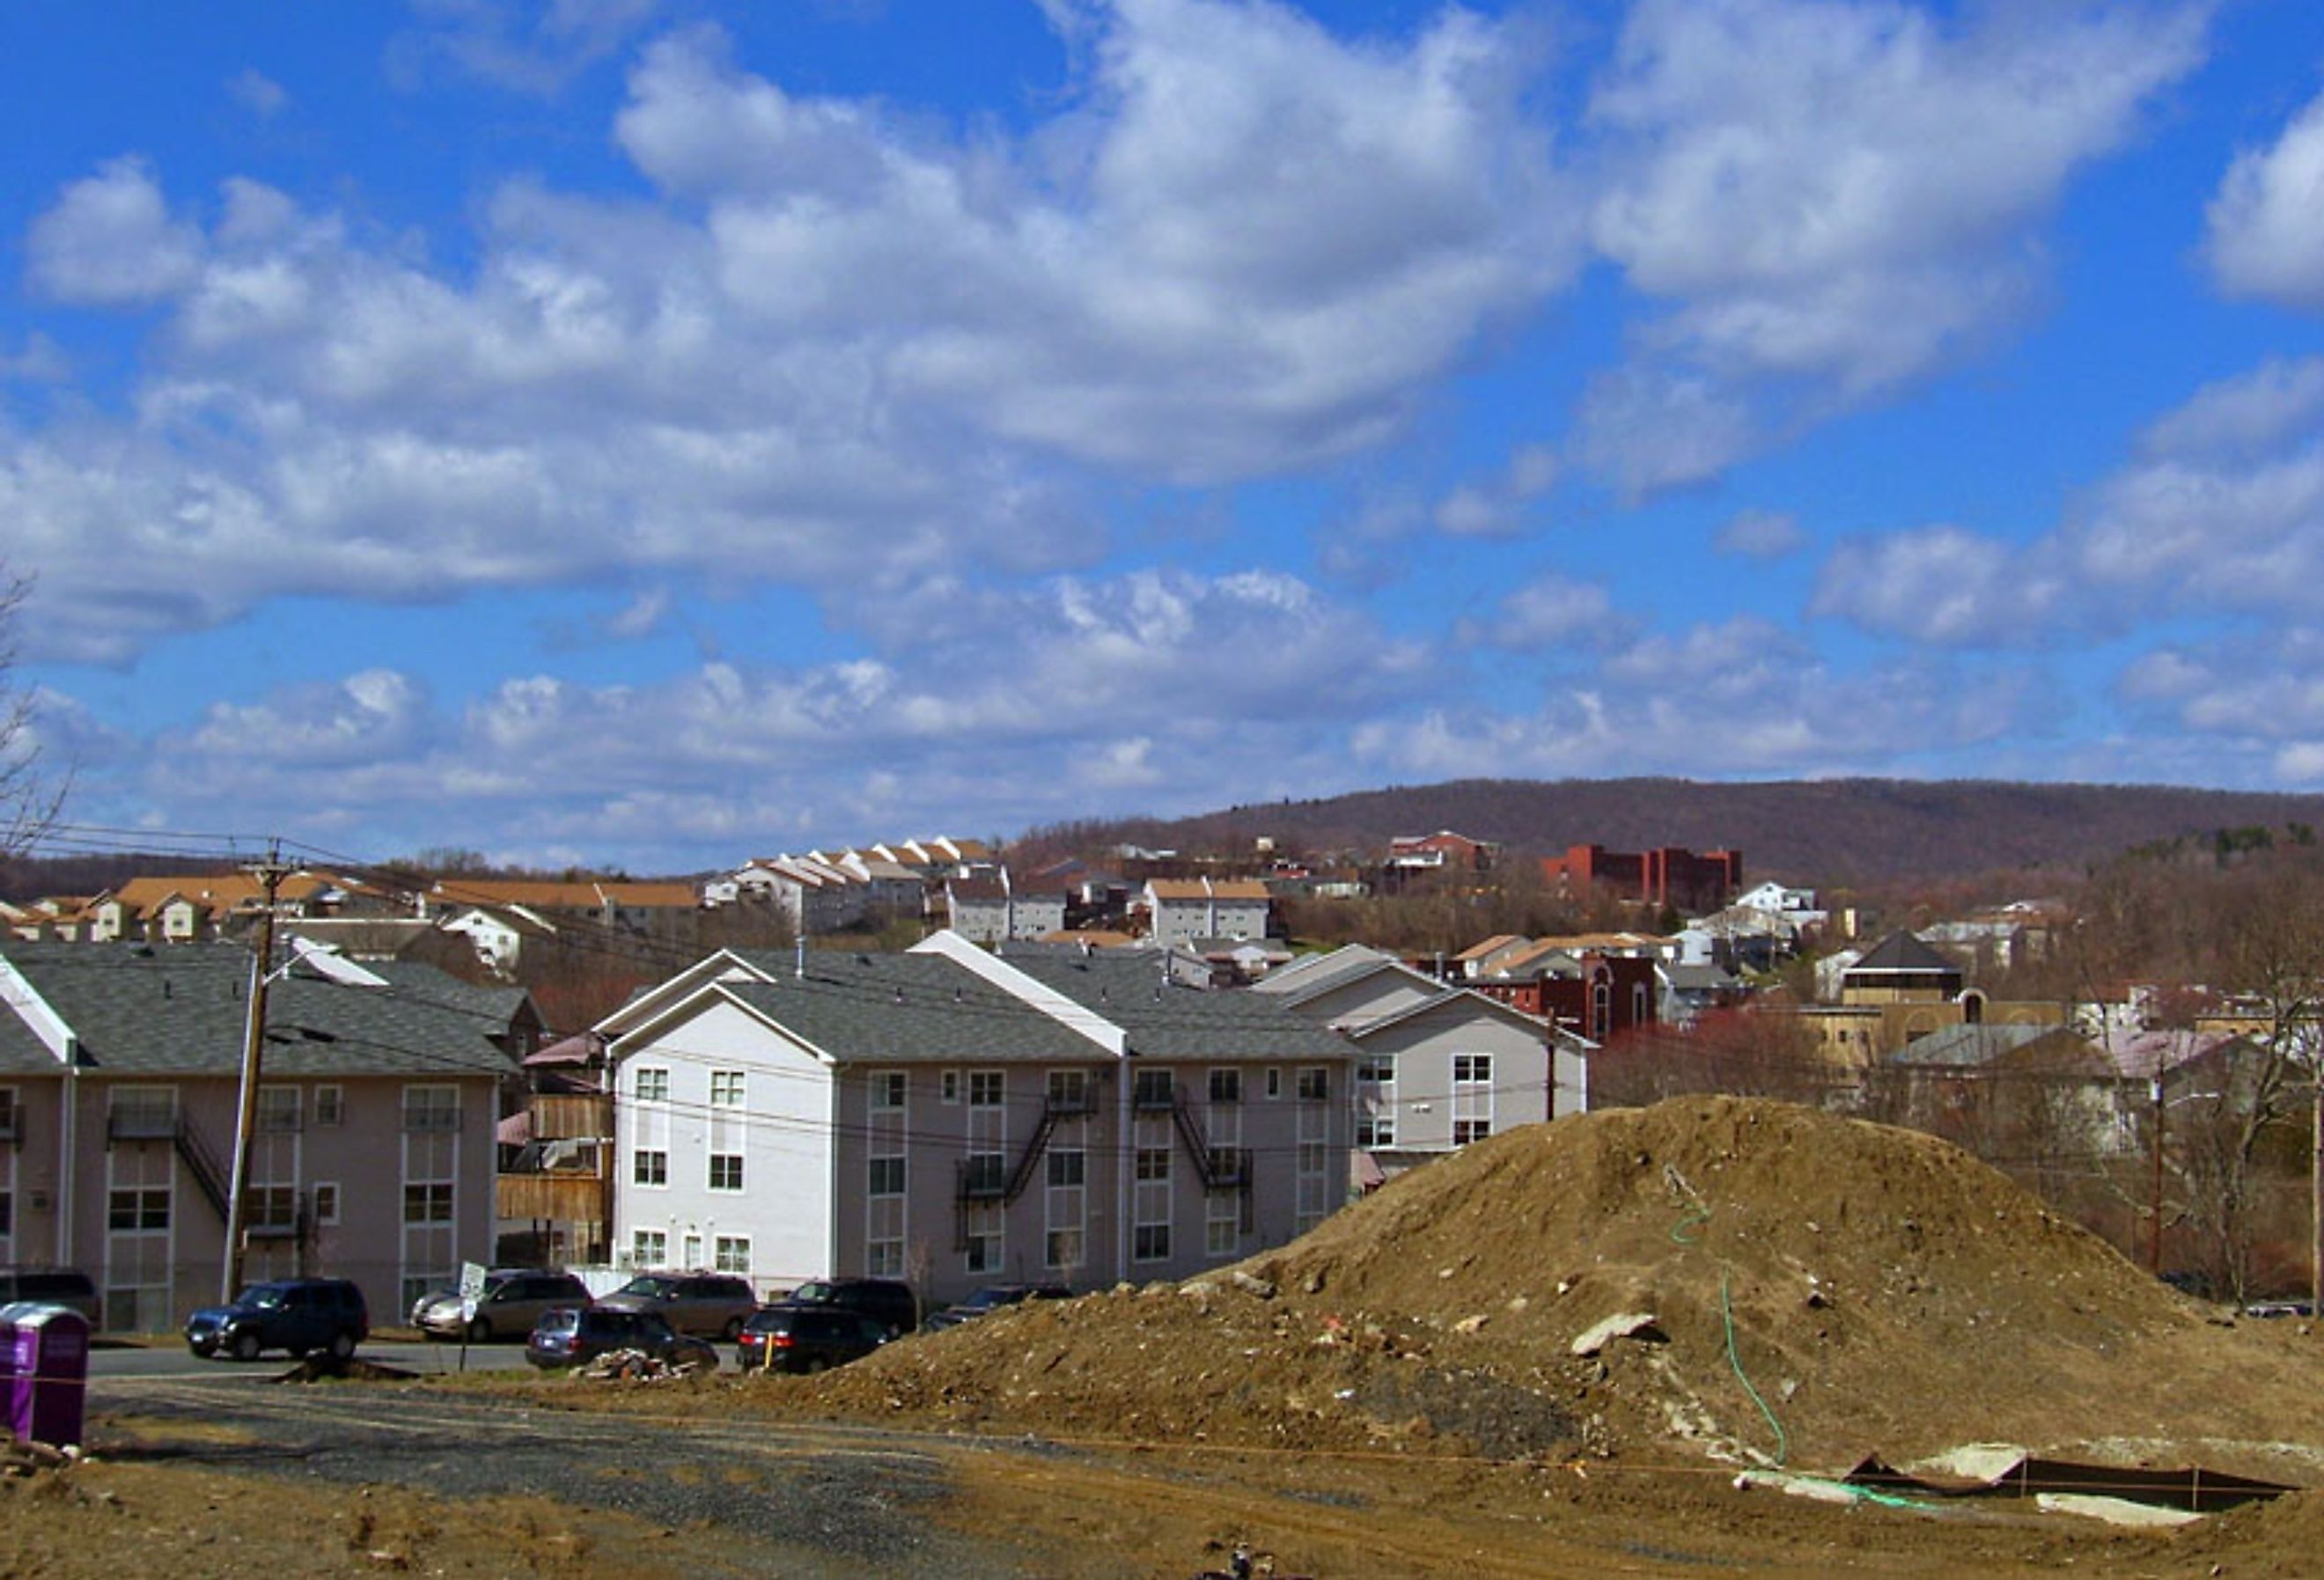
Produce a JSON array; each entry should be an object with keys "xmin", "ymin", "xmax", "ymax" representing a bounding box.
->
[
  {"xmin": 1047, "ymin": 1150, "xmax": 1085, "ymax": 1188},
  {"xmin": 1208, "ymin": 1068, "xmax": 1242, "ymax": 1105},
  {"xmin": 868, "ymin": 1156, "xmax": 907, "ymax": 1195},
  {"xmin": 1357, "ymin": 1056, "xmax": 1396, "ymax": 1086},
  {"xmin": 872, "ymin": 1070, "xmax": 906, "ymax": 1110},
  {"xmin": 312, "ymin": 1182, "xmax": 341, "ymax": 1226},
  {"xmin": 709, "ymin": 1069, "xmax": 746, "ymax": 1107},
  {"xmin": 714, "ymin": 1236, "xmax": 752, "ymax": 1275},
  {"xmin": 964, "ymin": 1205, "xmax": 1003, "ymax": 1274},
  {"xmin": 1047, "ymin": 1069, "xmax": 1090, "ymax": 1113},
  {"xmin": 635, "ymin": 1067, "xmax": 670, "ymax": 1103},
  {"xmin": 402, "ymin": 1182, "xmax": 453, "ymax": 1224},
  {"xmin": 1133, "ymin": 1223, "xmax": 1171, "ymax": 1261},
  {"xmin": 1045, "ymin": 1228, "xmax": 1085, "ymax": 1270},
  {"xmin": 249, "ymin": 1185, "xmax": 299, "ymax": 1231},
  {"xmin": 1206, "ymin": 1194, "xmax": 1239, "ymax": 1256},
  {"xmin": 313, "ymin": 1084, "xmax": 344, "ymax": 1128},
  {"xmin": 1136, "ymin": 1146, "xmax": 1171, "ymax": 1181},
  {"xmin": 1133, "ymin": 1068, "xmax": 1175, "ymax": 1109},
  {"xmin": 683, "ymin": 1233, "xmax": 702, "ymax": 1268},
  {"xmin": 632, "ymin": 1229, "xmax": 667, "ymax": 1268},
  {"xmin": 1452, "ymin": 1054, "xmax": 1492, "ymax": 1085},
  {"xmin": 709, "ymin": 1153, "xmax": 744, "ymax": 1192},
  {"xmin": 0, "ymin": 1086, "xmax": 15, "ymax": 1140},
  {"xmin": 1265, "ymin": 1068, "xmax": 1283, "ymax": 1099},
  {"xmin": 941, "ymin": 1069, "xmax": 960, "ymax": 1105},
  {"xmin": 107, "ymin": 1187, "xmax": 169, "ymax": 1231},
  {"xmin": 968, "ymin": 1069, "xmax": 1004, "ymax": 1107},
  {"xmin": 1356, "ymin": 1114, "xmax": 1395, "ymax": 1148},
  {"xmin": 634, "ymin": 1149, "xmax": 668, "ymax": 1187},
  {"xmin": 257, "ymin": 1086, "xmax": 301, "ymax": 1132},
  {"xmin": 401, "ymin": 1084, "xmax": 460, "ymax": 1133},
  {"xmin": 1297, "ymin": 1066, "xmax": 1329, "ymax": 1101},
  {"xmin": 1453, "ymin": 1120, "xmax": 1489, "ymax": 1144}
]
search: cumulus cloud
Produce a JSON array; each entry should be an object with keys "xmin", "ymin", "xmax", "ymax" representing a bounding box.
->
[
  {"xmin": 1357, "ymin": 615, "xmax": 2039, "ymax": 782},
  {"xmin": 1574, "ymin": 0, "xmax": 2208, "ymax": 491},
  {"xmin": 1715, "ymin": 508, "xmax": 1806, "ymax": 559},
  {"xmin": 2209, "ymin": 84, "xmax": 2324, "ymax": 307},
  {"xmin": 227, "ymin": 69, "xmax": 289, "ymax": 118},
  {"xmin": 2114, "ymin": 631, "xmax": 2324, "ymax": 787},
  {"xmin": 1430, "ymin": 443, "xmax": 1558, "ymax": 538},
  {"xmin": 26, "ymin": 158, "xmax": 205, "ymax": 305},
  {"xmin": 393, "ymin": 0, "xmax": 669, "ymax": 93},
  {"xmin": 1811, "ymin": 524, "xmax": 2070, "ymax": 645},
  {"xmin": 1461, "ymin": 574, "xmax": 1628, "ymax": 650}
]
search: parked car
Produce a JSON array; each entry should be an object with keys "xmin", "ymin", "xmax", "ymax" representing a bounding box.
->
[
  {"xmin": 782, "ymin": 1276, "xmax": 920, "ymax": 1338},
  {"xmin": 0, "ymin": 1266, "xmax": 101, "ymax": 1326},
  {"xmin": 592, "ymin": 1271, "xmax": 757, "ymax": 1339},
  {"xmin": 736, "ymin": 1303, "xmax": 895, "ymax": 1373},
  {"xmin": 2243, "ymin": 1298, "xmax": 2315, "ymax": 1319},
  {"xmin": 526, "ymin": 1306, "xmax": 718, "ymax": 1371},
  {"xmin": 922, "ymin": 1282, "xmax": 1074, "ymax": 1333},
  {"xmin": 185, "ymin": 1277, "xmax": 369, "ymax": 1361},
  {"xmin": 410, "ymin": 1268, "xmax": 592, "ymax": 1341}
]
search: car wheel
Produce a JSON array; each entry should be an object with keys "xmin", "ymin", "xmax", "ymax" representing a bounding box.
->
[
  {"xmin": 328, "ymin": 1330, "xmax": 357, "ymax": 1361},
  {"xmin": 467, "ymin": 1317, "xmax": 490, "ymax": 1344},
  {"xmin": 231, "ymin": 1330, "xmax": 261, "ymax": 1362},
  {"xmin": 802, "ymin": 1356, "xmax": 827, "ymax": 1375},
  {"xmin": 723, "ymin": 1316, "xmax": 745, "ymax": 1341}
]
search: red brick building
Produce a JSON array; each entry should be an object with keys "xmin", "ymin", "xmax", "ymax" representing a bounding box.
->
[
  {"xmin": 1539, "ymin": 843, "xmax": 1742, "ymax": 915},
  {"xmin": 1472, "ymin": 948, "xmax": 1660, "ymax": 1043}
]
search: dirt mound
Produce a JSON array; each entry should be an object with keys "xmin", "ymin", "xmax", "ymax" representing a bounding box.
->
[{"xmin": 811, "ymin": 1098, "xmax": 2324, "ymax": 1477}]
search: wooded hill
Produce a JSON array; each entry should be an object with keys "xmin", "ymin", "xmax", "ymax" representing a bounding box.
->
[{"xmin": 1026, "ymin": 778, "xmax": 2324, "ymax": 886}]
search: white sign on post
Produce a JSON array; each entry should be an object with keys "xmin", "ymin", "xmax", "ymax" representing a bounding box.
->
[{"xmin": 458, "ymin": 1260, "xmax": 488, "ymax": 1326}]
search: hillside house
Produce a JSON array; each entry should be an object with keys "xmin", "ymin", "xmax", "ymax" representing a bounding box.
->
[{"xmin": 1142, "ymin": 878, "xmax": 1274, "ymax": 948}]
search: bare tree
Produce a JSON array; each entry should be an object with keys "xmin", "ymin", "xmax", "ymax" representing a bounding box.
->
[{"xmin": 0, "ymin": 565, "xmax": 63, "ymax": 856}]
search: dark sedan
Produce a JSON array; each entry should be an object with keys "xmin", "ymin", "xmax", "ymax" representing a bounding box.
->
[
  {"xmin": 526, "ymin": 1306, "xmax": 718, "ymax": 1371},
  {"xmin": 922, "ymin": 1282, "xmax": 1073, "ymax": 1332}
]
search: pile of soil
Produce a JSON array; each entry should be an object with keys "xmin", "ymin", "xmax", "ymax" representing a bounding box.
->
[{"xmin": 806, "ymin": 1097, "xmax": 2324, "ymax": 1479}]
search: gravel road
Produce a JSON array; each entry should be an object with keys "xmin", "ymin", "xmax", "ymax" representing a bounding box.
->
[{"xmin": 90, "ymin": 1375, "xmax": 1047, "ymax": 1578}]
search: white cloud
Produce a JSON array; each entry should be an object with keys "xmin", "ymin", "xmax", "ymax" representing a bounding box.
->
[
  {"xmin": 2209, "ymin": 85, "xmax": 2324, "ymax": 307},
  {"xmin": 1463, "ymin": 574, "xmax": 1626, "ymax": 650},
  {"xmin": 394, "ymin": 0, "xmax": 670, "ymax": 94},
  {"xmin": 26, "ymin": 158, "xmax": 205, "ymax": 305},
  {"xmin": 1357, "ymin": 615, "xmax": 2037, "ymax": 782},
  {"xmin": 1715, "ymin": 507, "xmax": 1806, "ymax": 559},
  {"xmin": 1575, "ymin": 0, "xmax": 2208, "ymax": 490},
  {"xmin": 1811, "ymin": 523, "xmax": 2069, "ymax": 645},
  {"xmin": 227, "ymin": 69, "xmax": 290, "ymax": 118},
  {"xmin": 1430, "ymin": 442, "xmax": 1558, "ymax": 538}
]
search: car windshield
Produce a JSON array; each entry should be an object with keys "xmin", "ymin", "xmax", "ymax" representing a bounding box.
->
[
  {"xmin": 790, "ymin": 1282, "xmax": 840, "ymax": 1304},
  {"xmin": 617, "ymin": 1275, "xmax": 678, "ymax": 1298},
  {"xmin": 238, "ymin": 1284, "xmax": 290, "ymax": 1308},
  {"xmin": 961, "ymin": 1288, "xmax": 1019, "ymax": 1310}
]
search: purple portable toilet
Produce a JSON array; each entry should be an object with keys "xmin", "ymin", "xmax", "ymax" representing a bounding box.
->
[{"xmin": 0, "ymin": 1301, "xmax": 91, "ymax": 1449}]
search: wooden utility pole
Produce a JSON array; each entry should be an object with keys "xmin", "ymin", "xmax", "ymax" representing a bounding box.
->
[{"xmin": 221, "ymin": 851, "xmax": 294, "ymax": 1302}]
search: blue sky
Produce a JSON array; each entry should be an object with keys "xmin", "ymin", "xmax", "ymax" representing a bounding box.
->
[{"xmin": 10, "ymin": 0, "xmax": 2324, "ymax": 874}]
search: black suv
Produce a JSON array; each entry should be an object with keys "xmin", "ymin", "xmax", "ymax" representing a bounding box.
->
[
  {"xmin": 184, "ymin": 1277, "xmax": 369, "ymax": 1361},
  {"xmin": 737, "ymin": 1304, "xmax": 894, "ymax": 1373},
  {"xmin": 783, "ymin": 1276, "xmax": 919, "ymax": 1338}
]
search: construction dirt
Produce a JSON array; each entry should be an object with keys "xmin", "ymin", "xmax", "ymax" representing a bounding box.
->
[{"xmin": 26, "ymin": 1096, "xmax": 2324, "ymax": 1577}]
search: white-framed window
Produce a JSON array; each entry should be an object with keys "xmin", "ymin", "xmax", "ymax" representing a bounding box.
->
[
  {"xmin": 1134, "ymin": 1113, "xmax": 1173, "ymax": 1264},
  {"xmin": 872, "ymin": 1069, "xmax": 907, "ymax": 1110},
  {"xmin": 1208, "ymin": 1068, "xmax": 1241, "ymax": 1105},
  {"xmin": 635, "ymin": 1066, "xmax": 670, "ymax": 1104},
  {"xmin": 401, "ymin": 1084, "xmax": 460, "ymax": 1133},
  {"xmin": 313, "ymin": 1084, "xmax": 345, "ymax": 1128},
  {"xmin": 941, "ymin": 1069, "xmax": 960, "ymax": 1105},
  {"xmin": 869, "ymin": 1156, "xmax": 907, "ymax": 1195},
  {"xmin": 1452, "ymin": 1054, "xmax": 1492, "ymax": 1147},
  {"xmin": 1265, "ymin": 1067, "xmax": 1283, "ymax": 1099},
  {"xmin": 1297, "ymin": 1066, "xmax": 1329, "ymax": 1101},
  {"xmin": 968, "ymin": 1069, "xmax": 1004, "ymax": 1107},
  {"xmin": 108, "ymin": 1084, "xmax": 178, "ymax": 1138},
  {"xmin": 710, "ymin": 1069, "xmax": 746, "ymax": 1107},
  {"xmin": 1136, "ymin": 1145, "xmax": 1170, "ymax": 1182},
  {"xmin": 1206, "ymin": 1191, "xmax": 1239, "ymax": 1257},
  {"xmin": 1133, "ymin": 1067, "xmax": 1174, "ymax": 1109},
  {"xmin": 709, "ymin": 1153, "xmax": 743, "ymax": 1191},
  {"xmin": 683, "ymin": 1232, "xmax": 702, "ymax": 1268},
  {"xmin": 1046, "ymin": 1069, "xmax": 1090, "ymax": 1112},
  {"xmin": 1453, "ymin": 1119, "xmax": 1490, "ymax": 1145},
  {"xmin": 714, "ymin": 1236, "xmax": 751, "ymax": 1275},
  {"xmin": 312, "ymin": 1181, "xmax": 341, "ymax": 1227},
  {"xmin": 1452, "ymin": 1054, "xmax": 1492, "ymax": 1085},
  {"xmin": 107, "ymin": 1187, "xmax": 170, "ymax": 1231},
  {"xmin": 632, "ymin": 1229, "xmax": 667, "ymax": 1268},
  {"xmin": 634, "ymin": 1149, "xmax": 668, "ymax": 1187},
  {"xmin": 964, "ymin": 1203, "xmax": 1003, "ymax": 1274},
  {"xmin": 1134, "ymin": 1223, "xmax": 1171, "ymax": 1260},
  {"xmin": 1357, "ymin": 1113, "xmax": 1395, "ymax": 1148},
  {"xmin": 257, "ymin": 1085, "xmax": 301, "ymax": 1132},
  {"xmin": 402, "ymin": 1182, "xmax": 453, "ymax": 1223}
]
